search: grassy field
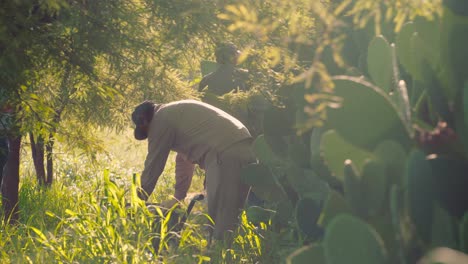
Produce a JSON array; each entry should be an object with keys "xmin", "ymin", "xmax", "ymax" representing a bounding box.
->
[{"xmin": 0, "ymin": 129, "xmax": 280, "ymax": 263}]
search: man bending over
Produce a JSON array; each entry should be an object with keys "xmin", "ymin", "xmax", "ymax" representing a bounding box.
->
[{"xmin": 131, "ymin": 99, "xmax": 255, "ymax": 240}]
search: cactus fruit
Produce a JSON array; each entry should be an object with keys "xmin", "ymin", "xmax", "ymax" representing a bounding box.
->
[
  {"xmin": 327, "ymin": 76, "xmax": 411, "ymax": 150},
  {"xmin": 324, "ymin": 214, "xmax": 388, "ymax": 264},
  {"xmin": 405, "ymin": 150, "xmax": 436, "ymax": 242},
  {"xmin": 286, "ymin": 244, "xmax": 326, "ymax": 264},
  {"xmin": 367, "ymin": 35, "xmax": 393, "ymax": 93}
]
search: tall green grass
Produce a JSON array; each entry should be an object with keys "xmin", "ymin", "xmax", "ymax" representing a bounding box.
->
[{"xmin": 0, "ymin": 130, "xmax": 287, "ymax": 263}]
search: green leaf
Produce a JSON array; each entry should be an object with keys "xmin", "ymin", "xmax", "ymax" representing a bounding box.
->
[{"xmin": 30, "ymin": 226, "xmax": 48, "ymax": 242}]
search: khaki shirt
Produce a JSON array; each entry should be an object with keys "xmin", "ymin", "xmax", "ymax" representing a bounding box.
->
[
  {"xmin": 198, "ymin": 64, "xmax": 249, "ymax": 95},
  {"xmin": 140, "ymin": 99, "xmax": 251, "ymax": 200}
]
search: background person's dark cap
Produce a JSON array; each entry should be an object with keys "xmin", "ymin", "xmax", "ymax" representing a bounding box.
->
[{"xmin": 131, "ymin": 101, "xmax": 155, "ymax": 140}]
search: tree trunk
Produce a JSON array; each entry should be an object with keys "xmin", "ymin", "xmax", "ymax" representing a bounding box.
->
[
  {"xmin": 29, "ymin": 133, "xmax": 46, "ymax": 185},
  {"xmin": 45, "ymin": 134, "xmax": 54, "ymax": 186},
  {"xmin": 1, "ymin": 136, "xmax": 21, "ymax": 224}
]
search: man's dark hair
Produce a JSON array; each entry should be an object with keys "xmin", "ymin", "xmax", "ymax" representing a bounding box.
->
[
  {"xmin": 215, "ymin": 42, "xmax": 240, "ymax": 64},
  {"xmin": 132, "ymin": 101, "xmax": 155, "ymax": 125},
  {"xmin": 132, "ymin": 101, "xmax": 156, "ymax": 140}
]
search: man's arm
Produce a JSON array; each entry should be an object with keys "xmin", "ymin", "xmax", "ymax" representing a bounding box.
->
[
  {"xmin": 174, "ymin": 153, "xmax": 195, "ymax": 201},
  {"xmin": 198, "ymin": 74, "xmax": 212, "ymax": 92},
  {"xmin": 138, "ymin": 115, "xmax": 174, "ymax": 200}
]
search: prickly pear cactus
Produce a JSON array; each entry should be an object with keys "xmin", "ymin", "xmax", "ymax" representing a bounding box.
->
[
  {"xmin": 367, "ymin": 35, "xmax": 393, "ymax": 93},
  {"xmin": 295, "ymin": 197, "xmax": 323, "ymax": 239},
  {"xmin": 252, "ymin": 134, "xmax": 282, "ymax": 167},
  {"xmin": 318, "ymin": 190, "xmax": 353, "ymax": 228},
  {"xmin": 361, "ymin": 159, "xmax": 387, "ymax": 217},
  {"xmin": 374, "ymin": 140, "xmax": 407, "ymax": 186},
  {"xmin": 324, "ymin": 214, "xmax": 388, "ymax": 264},
  {"xmin": 327, "ymin": 76, "xmax": 411, "ymax": 150},
  {"xmin": 405, "ymin": 150, "xmax": 436, "ymax": 242},
  {"xmin": 396, "ymin": 22, "xmax": 416, "ymax": 78},
  {"xmin": 390, "ymin": 185, "xmax": 406, "ymax": 264},
  {"xmin": 263, "ymin": 106, "xmax": 295, "ymax": 137},
  {"xmin": 431, "ymin": 203, "xmax": 457, "ymax": 249},
  {"xmin": 286, "ymin": 166, "xmax": 329, "ymax": 200},
  {"xmin": 320, "ymin": 129, "xmax": 374, "ymax": 179},
  {"xmin": 428, "ymin": 156, "xmax": 468, "ymax": 218},
  {"xmin": 288, "ymin": 137, "xmax": 311, "ymax": 168},
  {"xmin": 286, "ymin": 244, "xmax": 326, "ymax": 264},
  {"xmin": 240, "ymin": 163, "xmax": 286, "ymax": 203},
  {"xmin": 343, "ymin": 160, "xmax": 365, "ymax": 217}
]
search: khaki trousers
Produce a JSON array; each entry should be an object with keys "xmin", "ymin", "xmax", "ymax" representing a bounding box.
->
[{"xmin": 204, "ymin": 139, "xmax": 255, "ymax": 240}]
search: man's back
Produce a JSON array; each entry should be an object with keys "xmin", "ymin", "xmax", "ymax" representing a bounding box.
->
[{"xmin": 149, "ymin": 100, "xmax": 251, "ymax": 165}]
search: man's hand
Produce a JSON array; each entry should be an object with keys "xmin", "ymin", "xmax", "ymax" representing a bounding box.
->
[{"xmin": 161, "ymin": 198, "xmax": 178, "ymax": 209}]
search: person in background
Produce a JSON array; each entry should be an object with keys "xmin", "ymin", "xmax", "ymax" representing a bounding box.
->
[
  {"xmin": 131, "ymin": 99, "xmax": 256, "ymax": 240},
  {"xmin": 198, "ymin": 42, "xmax": 249, "ymax": 95}
]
